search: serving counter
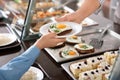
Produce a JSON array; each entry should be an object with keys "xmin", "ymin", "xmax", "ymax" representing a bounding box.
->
[
  {"xmin": 0, "ymin": 13, "xmax": 116, "ymax": 80},
  {"xmin": 0, "ymin": 0, "xmax": 120, "ymax": 80}
]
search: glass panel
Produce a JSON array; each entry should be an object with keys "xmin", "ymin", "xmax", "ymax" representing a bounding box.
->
[{"xmin": 3, "ymin": 0, "xmax": 72, "ymax": 40}]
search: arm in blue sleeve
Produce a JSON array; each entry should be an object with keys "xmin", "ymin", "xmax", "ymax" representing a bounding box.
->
[{"xmin": 0, "ymin": 45, "xmax": 40, "ymax": 80}]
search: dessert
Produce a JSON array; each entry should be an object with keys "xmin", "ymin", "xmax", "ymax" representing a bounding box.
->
[
  {"xmin": 70, "ymin": 60, "xmax": 92, "ymax": 78},
  {"xmin": 104, "ymin": 51, "xmax": 118, "ymax": 65},
  {"xmin": 87, "ymin": 55, "xmax": 105, "ymax": 69},
  {"xmin": 69, "ymin": 50, "xmax": 118, "ymax": 80}
]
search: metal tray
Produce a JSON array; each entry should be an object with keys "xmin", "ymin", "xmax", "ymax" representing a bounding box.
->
[
  {"xmin": 45, "ymin": 29, "xmax": 120, "ymax": 63},
  {"xmin": 61, "ymin": 50, "xmax": 118, "ymax": 80}
]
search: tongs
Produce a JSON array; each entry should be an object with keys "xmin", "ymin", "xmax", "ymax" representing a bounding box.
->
[{"xmin": 89, "ymin": 24, "xmax": 111, "ymax": 49}]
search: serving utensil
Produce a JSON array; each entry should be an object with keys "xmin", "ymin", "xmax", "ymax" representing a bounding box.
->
[
  {"xmin": 77, "ymin": 29, "xmax": 103, "ymax": 36},
  {"xmin": 89, "ymin": 24, "xmax": 111, "ymax": 49}
]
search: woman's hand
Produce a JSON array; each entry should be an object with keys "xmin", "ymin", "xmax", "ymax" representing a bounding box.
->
[
  {"xmin": 55, "ymin": 12, "xmax": 82, "ymax": 23},
  {"xmin": 34, "ymin": 33, "xmax": 65, "ymax": 49},
  {"xmin": 55, "ymin": 0, "xmax": 100, "ymax": 24}
]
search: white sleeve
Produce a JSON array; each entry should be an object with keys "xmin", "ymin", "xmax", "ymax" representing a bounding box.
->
[{"xmin": 95, "ymin": 0, "xmax": 105, "ymax": 14}]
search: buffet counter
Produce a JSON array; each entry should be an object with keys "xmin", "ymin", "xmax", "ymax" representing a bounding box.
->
[
  {"xmin": 0, "ymin": 14, "xmax": 116, "ymax": 80},
  {"xmin": 0, "ymin": 0, "xmax": 120, "ymax": 80}
]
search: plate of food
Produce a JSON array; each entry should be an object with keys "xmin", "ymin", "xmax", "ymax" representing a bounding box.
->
[
  {"xmin": 0, "ymin": 33, "xmax": 17, "ymax": 47},
  {"xmin": 39, "ymin": 22, "xmax": 82, "ymax": 38},
  {"xmin": 20, "ymin": 66, "xmax": 44, "ymax": 80}
]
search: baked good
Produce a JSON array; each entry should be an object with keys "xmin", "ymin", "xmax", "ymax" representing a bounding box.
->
[
  {"xmin": 60, "ymin": 49, "xmax": 79, "ymax": 58},
  {"xmin": 79, "ymin": 69, "xmax": 102, "ymax": 80},
  {"xmin": 97, "ymin": 65, "xmax": 112, "ymax": 75},
  {"xmin": 98, "ymin": 62, "xmax": 110, "ymax": 69},
  {"xmin": 87, "ymin": 56, "xmax": 105, "ymax": 69},
  {"xmin": 70, "ymin": 60, "xmax": 92, "ymax": 78},
  {"xmin": 66, "ymin": 35, "xmax": 83, "ymax": 45},
  {"xmin": 104, "ymin": 73, "xmax": 110, "ymax": 80},
  {"xmin": 104, "ymin": 51, "xmax": 118, "ymax": 65},
  {"xmin": 78, "ymin": 65, "xmax": 112, "ymax": 80},
  {"xmin": 74, "ymin": 43, "xmax": 94, "ymax": 54},
  {"xmin": 69, "ymin": 50, "xmax": 118, "ymax": 80},
  {"xmin": 48, "ymin": 23, "xmax": 72, "ymax": 36}
]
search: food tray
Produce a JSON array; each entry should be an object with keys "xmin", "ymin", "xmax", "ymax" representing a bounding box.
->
[
  {"xmin": 45, "ymin": 29, "xmax": 120, "ymax": 63},
  {"xmin": 61, "ymin": 50, "xmax": 118, "ymax": 80}
]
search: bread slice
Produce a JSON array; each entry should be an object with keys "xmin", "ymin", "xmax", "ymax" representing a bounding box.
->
[
  {"xmin": 74, "ymin": 43, "xmax": 94, "ymax": 54},
  {"xmin": 48, "ymin": 23, "xmax": 72, "ymax": 36}
]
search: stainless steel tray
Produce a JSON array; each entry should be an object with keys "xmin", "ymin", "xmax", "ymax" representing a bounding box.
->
[
  {"xmin": 61, "ymin": 52, "xmax": 116, "ymax": 80},
  {"xmin": 45, "ymin": 29, "xmax": 120, "ymax": 63}
]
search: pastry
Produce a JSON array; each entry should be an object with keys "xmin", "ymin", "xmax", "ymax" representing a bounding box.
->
[
  {"xmin": 70, "ymin": 60, "xmax": 92, "ymax": 78},
  {"xmin": 87, "ymin": 56, "xmax": 105, "ymax": 69},
  {"xmin": 79, "ymin": 69, "xmax": 102, "ymax": 80},
  {"xmin": 104, "ymin": 51, "xmax": 118, "ymax": 65}
]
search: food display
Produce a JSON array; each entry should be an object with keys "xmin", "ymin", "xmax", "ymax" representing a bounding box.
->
[
  {"xmin": 30, "ymin": 20, "xmax": 51, "ymax": 34},
  {"xmin": 36, "ymin": 2, "xmax": 55, "ymax": 9},
  {"xmin": 62, "ymin": 50, "xmax": 118, "ymax": 80},
  {"xmin": 74, "ymin": 43, "xmax": 94, "ymax": 54},
  {"xmin": 6, "ymin": 0, "xmax": 71, "ymax": 35},
  {"xmin": 33, "ymin": 10, "xmax": 69, "ymax": 20}
]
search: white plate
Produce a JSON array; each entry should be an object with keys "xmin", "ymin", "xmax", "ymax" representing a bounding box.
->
[
  {"xmin": 39, "ymin": 22, "xmax": 82, "ymax": 38},
  {"xmin": 0, "ymin": 33, "xmax": 17, "ymax": 47},
  {"xmin": 21, "ymin": 66, "xmax": 44, "ymax": 80}
]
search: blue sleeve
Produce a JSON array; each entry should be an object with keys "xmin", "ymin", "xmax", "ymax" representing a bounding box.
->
[{"xmin": 0, "ymin": 45, "xmax": 40, "ymax": 80}]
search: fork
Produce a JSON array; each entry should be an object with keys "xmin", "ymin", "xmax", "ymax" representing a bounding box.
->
[{"xmin": 89, "ymin": 24, "xmax": 111, "ymax": 49}]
